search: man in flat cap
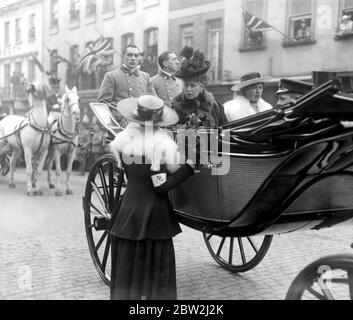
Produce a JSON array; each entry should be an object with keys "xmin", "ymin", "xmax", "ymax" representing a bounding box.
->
[{"xmin": 276, "ymin": 79, "xmax": 313, "ymax": 107}]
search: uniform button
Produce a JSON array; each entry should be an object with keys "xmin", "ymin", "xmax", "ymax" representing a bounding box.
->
[
  {"xmin": 166, "ymin": 83, "xmax": 169, "ymax": 86},
  {"xmin": 129, "ymin": 88, "xmax": 133, "ymax": 91},
  {"xmin": 139, "ymin": 80, "xmax": 143, "ymax": 84}
]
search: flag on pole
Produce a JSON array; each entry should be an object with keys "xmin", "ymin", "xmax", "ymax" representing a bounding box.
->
[
  {"xmin": 29, "ymin": 52, "xmax": 45, "ymax": 73},
  {"xmin": 78, "ymin": 37, "xmax": 115, "ymax": 74},
  {"xmin": 243, "ymin": 9, "xmax": 273, "ymax": 32}
]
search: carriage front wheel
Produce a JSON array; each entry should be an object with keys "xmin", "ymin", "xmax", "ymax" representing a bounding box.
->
[
  {"xmin": 203, "ymin": 233, "xmax": 273, "ymax": 273},
  {"xmin": 286, "ymin": 254, "xmax": 353, "ymax": 300},
  {"xmin": 0, "ymin": 153, "xmax": 10, "ymax": 176},
  {"xmin": 83, "ymin": 154, "xmax": 125, "ymax": 286}
]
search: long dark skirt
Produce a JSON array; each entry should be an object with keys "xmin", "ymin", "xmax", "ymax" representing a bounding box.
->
[{"xmin": 110, "ymin": 236, "xmax": 177, "ymax": 300}]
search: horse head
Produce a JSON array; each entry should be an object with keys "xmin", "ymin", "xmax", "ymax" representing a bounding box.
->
[
  {"xmin": 26, "ymin": 81, "xmax": 54, "ymax": 104},
  {"xmin": 61, "ymin": 85, "xmax": 81, "ymax": 122}
]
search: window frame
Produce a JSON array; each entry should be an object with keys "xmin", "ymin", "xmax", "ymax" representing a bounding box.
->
[
  {"xmin": 283, "ymin": 0, "xmax": 317, "ymax": 47},
  {"xmin": 4, "ymin": 21, "xmax": 10, "ymax": 46},
  {"xmin": 70, "ymin": 0, "xmax": 80, "ymax": 22},
  {"xmin": 102, "ymin": 0, "xmax": 115, "ymax": 13},
  {"xmin": 335, "ymin": 0, "xmax": 353, "ymax": 40},
  {"xmin": 239, "ymin": 0, "xmax": 268, "ymax": 52},
  {"xmin": 15, "ymin": 18, "xmax": 22, "ymax": 44},
  {"xmin": 28, "ymin": 13, "xmax": 36, "ymax": 41},
  {"xmin": 85, "ymin": 0, "xmax": 97, "ymax": 17},
  {"xmin": 121, "ymin": 32, "xmax": 135, "ymax": 54},
  {"xmin": 180, "ymin": 23, "xmax": 194, "ymax": 48},
  {"xmin": 207, "ymin": 18, "xmax": 223, "ymax": 83},
  {"xmin": 50, "ymin": 0, "xmax": 59, "ymax": 28}
]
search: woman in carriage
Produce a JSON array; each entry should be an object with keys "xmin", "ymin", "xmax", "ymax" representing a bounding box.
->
[{"xmin": 171, "ymin": 47, "xmax": 227, "ymax": 128}]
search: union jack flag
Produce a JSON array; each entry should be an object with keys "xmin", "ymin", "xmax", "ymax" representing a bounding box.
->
[
  {"xmin": 78, "ymin": 37, "xmax": 115, "ymax": 74},
  {"xmin": 243, "ymin": 10, "xmax": 273, "ymax": 32}
]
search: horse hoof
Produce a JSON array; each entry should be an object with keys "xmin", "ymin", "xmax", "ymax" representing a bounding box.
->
[
  {"xmin": 35, "ymin": 190, "xmax": 43, "ymax": 196},
  {"xmin": 66, "ymin": 190, "xmax": 74, "ymax": 195},
  {"xmin": 55, "ymin": 191, "xmax": 63, "ymax": 197},
  {"xmin": 49, "ymin": 184, "xmax": 56, "ymax": 189},
  {"xmin": 9, "ymin": 184, "xmax": 16, "ymax": 189},
  {"xmin": 27, "ymin": 191, "xmax": 36, "ymax": 197}
]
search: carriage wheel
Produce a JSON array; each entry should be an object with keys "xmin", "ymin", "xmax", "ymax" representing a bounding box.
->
[
  {"xmin": 286, "ymin": 254, "xmax": 353, "ymax": 300},
  {"xmin": 83, "ymin": 154, "xmax": 125, "ymax": 286},
  {"xmin": 0, "ymin": 154, "xmax": 10, "ymax": 176},
  {"xmin": 203, "ymin": 233, "xmax": 273, "ymax": 272}
]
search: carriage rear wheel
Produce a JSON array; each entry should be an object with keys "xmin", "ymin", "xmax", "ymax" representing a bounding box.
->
[
  {"xmin": 0, "ymin": 153, "xmax": 10, "ymax": 176},
  {"xmin": 286, "ymin": 254, "xmax": 353, "ymax": 300},
  {"xmin": 83, "ymin": 154, "xmax": 125, "ymax": 286},
  {"xmin": 203, "ymin": 233, "xmax": 273, "ymax": 273}
]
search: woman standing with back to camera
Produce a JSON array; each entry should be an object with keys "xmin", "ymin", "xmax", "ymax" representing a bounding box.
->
[{"xmin": 109, "ymin": 95, "xmax": 196, "ymax": 300}]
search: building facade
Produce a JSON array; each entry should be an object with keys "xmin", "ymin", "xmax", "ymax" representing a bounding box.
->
[
  {"xmin": 0, "ymin": 0, "xmax": 44, "ymax": 114},
  {"xmin": 169, "ymin": 0, "xmax": 353, "ymax": 104},
  {"xmin": 42, "ymin": 0, "xmax": 169, "ymax": 109}
]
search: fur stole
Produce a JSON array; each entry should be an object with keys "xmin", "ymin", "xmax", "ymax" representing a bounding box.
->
[
  {"xmin": 172, "ymin": 89, "xmax": 216, "ymax": 115},
  {"xmin": 109, "ymin": 122, "xmax": 181, "ymax": 173}
]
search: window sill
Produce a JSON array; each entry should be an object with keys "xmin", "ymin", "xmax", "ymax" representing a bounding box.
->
[
  {"xmin": 121, "ymin": 3, "xmax": 136, "ymax": 14},
  {"xmin": 50, "ymin": 25, "xmax": 59, "ymax": 35},
  {"xmin": 69, "ymin": 19, "xmax": 80, "ymax": 30},
  {"xmin": 282, "ymin": 38, "xmax": 316, "ymax": 47},
  {"xmin": 84, "ymin": 14, "xmax": 96, "ymax": 25},
  {"xmin": 335, "ymin": 31, "xmax": 353, "ymax": 41},
  {"xmin": 238, "ymin": 44, "xmax": 267, "ymax": 52},
  {"xmin": 102, "ymin": 9, "xmax": 115, "ymax": 20},
  {"xmin": 143, "ymin": 0, "xmax": 160, "ymax": 9}
]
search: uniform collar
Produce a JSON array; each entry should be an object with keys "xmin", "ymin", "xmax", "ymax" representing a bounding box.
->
[
  {"xmin": 160, "ymin": 69, "xmax": 176, "ymax": 80},
  {"xmin": 121, "ymin": 64, "xmax": 139, "ymax": 76}
]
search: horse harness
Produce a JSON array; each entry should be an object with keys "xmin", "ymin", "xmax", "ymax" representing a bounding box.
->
[
  {"xmin": 50, "ymin": 116, "xmax": 79, "ymax": 154},
  {"xmin": 16, "ymin": 111, "xmax": 51, "ymax": 155}
]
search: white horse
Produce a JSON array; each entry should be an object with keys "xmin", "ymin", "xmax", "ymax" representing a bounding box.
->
[
  {"xmin": 0, "ymin": 81, "xmax": 52, "ymax": 196},
  {"xmin": 47, "ymin": 86, "xmax": 80, "ymax": 196}
]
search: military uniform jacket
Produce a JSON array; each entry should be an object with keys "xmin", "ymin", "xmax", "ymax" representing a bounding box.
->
[
  {"xmin": 151, "ymin": 70, "xmax": 183, "ymax": 107},
  {"xmin": 97, "ymin": 65, "xmax": 155, "ymax": 104}
]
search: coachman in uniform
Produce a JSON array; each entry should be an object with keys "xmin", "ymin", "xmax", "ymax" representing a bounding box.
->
[
  {"xmin": 151, "ymin": 51, "xmax": 183, "ymax": 107},
  {"xmin": 276, "ymin": 79, "xmax": 313, "ymax": 106},
  {"xmin": 97, "ymin": 44, "xmax": 155, "ymax": 105}
]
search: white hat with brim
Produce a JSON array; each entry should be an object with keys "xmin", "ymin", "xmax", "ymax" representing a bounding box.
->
[
  {"xmin": 341, "ymin": 15, "xmax": 351, "ymax": 21},
  {"xmin": 117, "ymin": 96, "xmax": 179, "ymax": 127},
  {"xmin": 231, "ymin": 72, "xmax": 272, "ymax": 92}
]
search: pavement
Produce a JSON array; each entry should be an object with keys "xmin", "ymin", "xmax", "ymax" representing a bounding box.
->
[{"xmin": 1, "ymin": 169, "xmax": 353, "ymax": 300}]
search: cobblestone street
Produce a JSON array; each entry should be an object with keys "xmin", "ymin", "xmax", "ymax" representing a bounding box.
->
[{"xmin": 1, "ymin": 169, "xmax": 353, "ymax": 300}]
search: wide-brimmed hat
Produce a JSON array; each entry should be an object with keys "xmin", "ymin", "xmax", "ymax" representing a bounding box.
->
[
  {"xmin": 341, "ymin": 15, "xmax": 351, "ymax": 21},
  {"xmin": 175, "ymin": 47, "xmax": 211, "ymax": 79},
  {"xmin": 231, "ymin": 72, "xmax": 272, "ymax": 92},
  {"xmin": 116, "ymin": 95, "xmax": 179, "ymax": 127},
  {"xmin": 276, "ymin": 79, "xmax": 313, "ymax": 96}
]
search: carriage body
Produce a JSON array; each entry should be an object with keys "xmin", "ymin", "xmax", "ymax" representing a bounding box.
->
[{"xmin": 84, "ymin": 78, "xmax": 353, "ymax": 284}]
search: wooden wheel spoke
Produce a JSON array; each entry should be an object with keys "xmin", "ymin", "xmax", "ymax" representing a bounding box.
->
[
  {"xmin": 216, "ymin": 237, "xmax": 226, "ymax": 257},
  {"xmin": 247, "ymin": 237, "xmax": 259, "ymax": 254},
  {"xmin": 101, "ymin": 236, "xmax": 111, "ymax": 273},
  {"xmin": 93, "ymin": 231, "xmax": 108, "ymax": 254},
  {"xmin": 238, "ymin": 238, "xmax": 247, "ymax": 265},
  {"xmin": 89, "ymin": 201, "xmax": 108, "ymax": 218},
  {"xmin": 348, "ymin": 271, "xmax": 353, "ymax": 300},
  {"xmin": 331, "ymin": 278, "xmax": 349, "ymax": 284},
  {"xmin": 317, "ymin": 278, "xmax": 335, "ymax": 300},
  {"xmin": 306, "ymin": 286, "xmax": 328, "ymax": 300},
  {"xmin": 229, "ymin": 238, "xmax": 234, "ymax": 265},
  {"xmin": 98, "ymin": 166, "xmax": 110, "ymax": 209},
  {"xmin": 91, "ymin": 181, "xmax": 107, "ymax": 210}
]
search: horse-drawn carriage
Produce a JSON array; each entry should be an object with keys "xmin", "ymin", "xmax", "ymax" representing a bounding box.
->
[{"xmin": 83, "ymin": 78, "xmax": 353, "ymax": 296}]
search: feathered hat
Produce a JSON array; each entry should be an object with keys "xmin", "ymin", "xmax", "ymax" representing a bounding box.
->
[{"xmin": 175, "ymin": 46, "xmax": 211, "ymax": 79}]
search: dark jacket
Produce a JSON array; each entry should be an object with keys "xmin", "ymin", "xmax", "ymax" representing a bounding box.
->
[{"xmin": 171, "ymin": 90, "xmax": 227, "ymax": 127}]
